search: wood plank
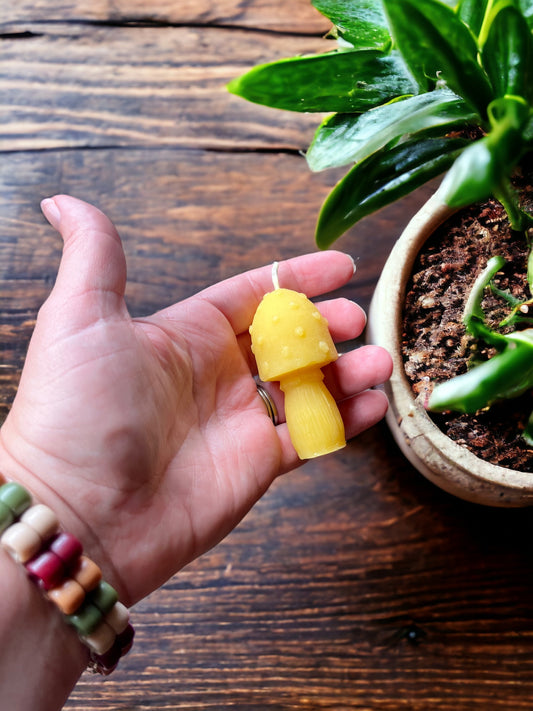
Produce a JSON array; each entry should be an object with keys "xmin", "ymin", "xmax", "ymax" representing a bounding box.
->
[
  {"xmin": 0, "ymin": 23, "xmax": 330, "ymax": 152},
  {"xmin": 3, "ymin": 0, "xmax": 330, "ymax": 33}
]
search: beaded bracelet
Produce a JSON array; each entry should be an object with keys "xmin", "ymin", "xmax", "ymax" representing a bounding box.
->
[{"xmin": 0, "ymin": 480, "xmax": 134, "ymax": 675}]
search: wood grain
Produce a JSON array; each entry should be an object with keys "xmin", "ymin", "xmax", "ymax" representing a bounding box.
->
[
  {"xmin": 5, "ymin": 0, "xmax": 331, "ymax": 33},
  {"xmin": 2, "ymin": 2, "xmax": 533, "ymax": 710},
  {"xmin": 0, "ymin": 23, "xmax": 329, "ymax": 152}
]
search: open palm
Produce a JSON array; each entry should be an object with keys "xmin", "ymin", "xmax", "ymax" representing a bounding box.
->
[{"xmin": 0, "ymin": 196, "xmax": 392, "ymax": 606}]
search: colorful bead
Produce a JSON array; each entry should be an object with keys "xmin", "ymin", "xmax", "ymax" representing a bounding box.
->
[
  {"xmin": 20, "ymin": 504, "xmax": 59, "ymax": 542},
  {"xmin": 90, "ymin": 622, "xmax": 135, "ymax": 674},
  {"xmin": 83, "ymin": 620, "xmax": 116, "ymax": 655},
  {"xmin": 70, "ymin": 555, "xmax": 102, "ymax": 592},
  {"xmin": 0, "ymin": 501, "xmax": 14, "ymax": 534},
  {"xmin": 89, "ymin": 581, "xmax": 118, "ymax": 616},
  {"xmin": 0, "ymin": 476, "xmax": 133, "ymax": 675},
  {"xmin": 0, "ymin": 482, "xmax": 31, "ymax": 517},
  {"xmin": 1, "ymin": 521, "xmax": 43, "ymax": 563},
  {"xmin": 67, "ymin": 601, "xmax": 103, "ymax": 636},
  {"xmin": 104, "ymin": 601, "xmax": 130, "ymax": 634},
  {"xmin": 117, "ymin": 623, "xmax": 135, "ymax": 655},
  {"xmin": 91, "ymin": 642, "xmax": 121, "ymax": 675},
  {"xmin": 48, "ymin": 578, "xmax": 86, "ymax": 615},
  {"xmin": 49, "ymin": 532, "xmax": 82, "ymax": 565},
  {"xmin": 26, "ymin": 550, "xmax": 65, "ymax": 590}
]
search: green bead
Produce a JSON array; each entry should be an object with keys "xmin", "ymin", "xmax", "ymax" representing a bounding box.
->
[
  {"xmin": 67, "ymin": 601, "xmax": 103, "ymax": 636},
  {"xmin": 0, "ymin": 501, "xmax": 14, "ymax": 533},
  {"xmin": 0, "ymin": 482, "xmax": 31, "ymax": 517},
  {"xmin": 89, "ymin": 581, "xmax": 118, "ymax": 615}
]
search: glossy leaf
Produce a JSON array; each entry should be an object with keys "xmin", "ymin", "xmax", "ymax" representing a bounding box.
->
[
  {"xmin": 429, "ymin": 330, "xmax": 533, "ymax": 413},
  {"xmin": 227, "ymin": 49, "xmax": 418, "ymax": 113},
  {"xmin": 519, "ymin": 0, "xmax": 533, "ymax": 28},
  {"xmin": 315, "ymin": 136, "xmax": 468, "ymax": 248},
  {"xmin": 311, "ymin": 0, "xmax": 391, "ymax": 50},
  {"xmin": 382, "ymin": 0, "xmax": 494, "ymax": 116},
  {"xmin": 306, "ymin": 90, "xmax": 475, "ymax": 171},
  {"xmin": 457, "ymin": 0, "xmax": 491, "ymax": 36},
  {"xmin": 439, "ymin": 138, "xmax": 497, "ymax": 207},
  {"xmin": 481, "ymin": 3, "xmax": 533, "ymax": 101},
  {"xmin": 440, "ymin": 96, "xmax": 528, "ymax": 208},
  {"xmin": 463, "ymin": 255, "xmax": 509, "ymax": 348}
]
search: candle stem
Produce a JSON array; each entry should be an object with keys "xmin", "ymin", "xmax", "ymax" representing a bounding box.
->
[{"xmin": 279, "ymin": 369, "xmax": 345, "ymax": 459}]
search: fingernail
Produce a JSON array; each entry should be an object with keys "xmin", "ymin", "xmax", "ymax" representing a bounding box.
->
[
  {"xmin": 41, "ymin": 197, "xmax": 61, "ymax": 231},
  {"xmin": 348, "ymin": 254, "xmax": 357, "ymax": 275}
]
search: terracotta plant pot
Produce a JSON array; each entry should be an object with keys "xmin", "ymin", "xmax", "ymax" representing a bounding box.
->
[{"xmin": 368, "ymin": 192, "xmax": 533, "ymax": 507}]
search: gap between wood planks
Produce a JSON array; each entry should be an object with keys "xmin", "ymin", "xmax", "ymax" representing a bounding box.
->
[{"xmin": 0, "ymin": 17, "xmax": 326, "ymax": 37}]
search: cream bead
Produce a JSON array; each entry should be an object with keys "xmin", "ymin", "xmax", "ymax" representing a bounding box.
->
[
  {"xmin": 20, "ymin": 504, "xmax": 59, "ymax": 542},
  {"xmin": 1, "ymin": 521, "xmax": 42, "ymax": 563},
  {"xmin": 105, "ymin": 601, "xmax": 130, "ymax": 634},
  {"xmin": 83, "ymin": 620, "xmax": 116, "ymax": 655}
]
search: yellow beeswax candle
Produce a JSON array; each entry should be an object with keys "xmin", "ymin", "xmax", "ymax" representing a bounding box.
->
[{"xmin": 249, "ymin": 263, "xmax": 346, "ymax": 459}]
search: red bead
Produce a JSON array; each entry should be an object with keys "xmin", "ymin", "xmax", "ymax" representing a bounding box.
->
[
  {"xmin": 96, "ymin": 660, "xmax": 119, "ymax": 676},
  {"xmin": 25, "ymin": 550, "xmax": 65, "ymax": 590},
  {"xmin": 91, "ymin": 640, "xmax": 121, "ymax": 674},
  {"xmin": 49, "ymin": 532, "xmax": 82, "ymax": 565},
  {"xmin": 117, "ymin": 623, "xmax": 135, "ymax": 656}
]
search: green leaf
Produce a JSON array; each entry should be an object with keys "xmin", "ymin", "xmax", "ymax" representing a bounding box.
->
[
  {"xmin": 523, "ymin": 408, "xmax": 533, "ymax": 446},
  {"xmin": 440, "ymin": 96, "xmax": 528, "ymax": 208},
  {"xmin": 315, "ymin": 135, "xmax": 468, "ymax": 248},
  {"xmin": 524, "ymin": 115, "xmax": 533, "ymax": 141},
  {"xmin": 382, "ymin": 0, "xmax": 494, "ymax": 117},
  {"xmin": 463, "ymin": 255, "xmax": 509, "ymax": 348},
  {"xmin": 429, "ymin": 329, "xmax": 533, "ymax": 413},
  {"xmin": 457, "ymin": 0, "xmax": 491, "ymax": 36},
  {"xmin": 518, "ymin": 0, "xmax": 533, "ymax": 28},
  {"xmin": 227, "ymin": 49, "xmax": 418, "ymax": 113},
  {"xmin": 439, "ymin": 138, "xmax": 496, "ymax": 206},
  {"xmin": 311, "ymin": 0, "xmax": 392, "ymax": 50},
  {"xmin": 306, "ymin": 89, "xmax": 476, "ymax": 171},
  {"xmin": 481, "ymin": 3, "xmax": 533, "ymax": 101}
]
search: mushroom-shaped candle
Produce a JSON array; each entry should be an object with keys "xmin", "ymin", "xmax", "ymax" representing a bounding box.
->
[{"xmin": 250, "ymin": 263, "xmax": 346, "ymax": 459}]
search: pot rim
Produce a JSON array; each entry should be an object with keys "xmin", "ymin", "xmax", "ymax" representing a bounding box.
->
[{"xmin": 368, "ymin": 191, "xmax": 533, "ymax": 506}]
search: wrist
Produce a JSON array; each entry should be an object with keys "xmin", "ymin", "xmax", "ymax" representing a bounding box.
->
[
  {"xmin": 0, "ymin": 457, "xmax": 135, "ymax": 677},
  {"xmin": 0, "ymin": 545, "xmax": 87, "ymax": 709}
]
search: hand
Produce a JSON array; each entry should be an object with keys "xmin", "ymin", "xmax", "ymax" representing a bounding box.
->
[{"xmin": 0, "ymin": 195, "xmax": 392, "ymax": 606}]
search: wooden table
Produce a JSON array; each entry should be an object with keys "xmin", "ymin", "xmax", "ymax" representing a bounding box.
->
[{"xmin": 3, "ymin": 3, "xmax": 533, "ymax": 709}]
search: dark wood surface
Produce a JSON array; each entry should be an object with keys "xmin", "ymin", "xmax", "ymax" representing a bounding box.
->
[{"xmin": 3, "ymin": 3, "xmax": 533, "ymax": 709}]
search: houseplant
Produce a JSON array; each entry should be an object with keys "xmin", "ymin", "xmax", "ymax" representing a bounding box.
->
[{"xmin": 229, "ymin": 0, "xmax": 533, "ymax": 505}]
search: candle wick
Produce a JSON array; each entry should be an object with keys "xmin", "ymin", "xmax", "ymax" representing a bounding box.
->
[{"xmin": 272, "ymin": 261, "xmax": 280, "ymax": 290}]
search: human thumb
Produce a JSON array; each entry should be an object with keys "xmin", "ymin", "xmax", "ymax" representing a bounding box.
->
[{"xmin": 41, "ymin": 195, "xmax": 127, "ymax": 312}]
